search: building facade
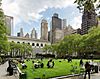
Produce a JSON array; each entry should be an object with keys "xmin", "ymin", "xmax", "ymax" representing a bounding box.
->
[
  {"xmin": 98, "ymin": 16, "xmax": 100, "ymax": 26},
  {"xmin": 5, "ymin": 15, "xmax": 13, "ymax": 36},
  {"xmin": 63, "ymin": 25, "xmax": 76, "ymax": 36},
  {"xmin": 8, "ymin": 36, "xmax": 51, "ymax": 55},
  {"xmin": 25, "ymin": 33, "xmax": 29, "ymax": 38},
  {"xmin": 17, "ymin": 28, "xmax": 23, "ymax": 37},
  {"xmin": 62, "ymin": 19, "xmax": 67, "ymax": 29},
  {"xmin": 81, "ymin": 3, "xmax": 98, "ymax": 34},
  {"xmin": 31, "ymin": 28, "xmax": 37, "ymax": 39},
  {"xmin": 54, "ymin": 28, "xmax": 64, "ymax": 43},
  {"xmin": 20, "ymin": 28, "xmax": 23, "ymax": 37},
  {"xmin": 51, "ymin": 13, "xmax": 62, "ymax": 43},
  {"xmin": 41, "ymin": 19, "xmax": 48, "ymax": 41}
]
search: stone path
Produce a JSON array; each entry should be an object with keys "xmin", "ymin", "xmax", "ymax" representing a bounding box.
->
[{"xmin": 0, "ymin": 61, "xmax": 17, "ymax": 79}]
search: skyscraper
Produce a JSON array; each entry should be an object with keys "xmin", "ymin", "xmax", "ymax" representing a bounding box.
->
[
  {"xmin": 81, "ymin": 3, "xmax": 98, "ymax": 34},
  {"xmin": 5, "ymin": 15, "xmax": 13, "ymax": 36},
  {"xmin": 52, "ymin": 13, "xmax": 62, "ymax": 30},
  {"xmin": 31, "ymin": 28, "xmax": 37, "ymax": 39},
  {"xmin": 41, "ymin": 19, "xmax": 48, "ymax": 41},
  {"xmin": 20, "ymin": 28, "xmax": 23, "ymax": 37},
  {"xmin": 51, "ymin": 13, "xmax": 62, "ymax": 43},
  {"xmin": 17, "ymin": 28, "xmax": 23, "ymax": 37},
  {"xmin": 62, "ymin": 19, "xmax": 67, "ymax": 29}
]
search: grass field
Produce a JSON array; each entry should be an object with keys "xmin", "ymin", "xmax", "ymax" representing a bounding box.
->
[{"xmin": 18, "ymin": 59, "xmax": 86, "ymax": 79}]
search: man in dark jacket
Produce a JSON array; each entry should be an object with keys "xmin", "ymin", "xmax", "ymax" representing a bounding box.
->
[{"xmin": 84, "ymin": 62, "xmax": 91, "ymax": 79}]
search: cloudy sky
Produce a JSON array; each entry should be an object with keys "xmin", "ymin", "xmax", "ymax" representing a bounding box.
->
[{"xmin": 2, "ymin": 0, "xmax": 83, "ymax": 38}]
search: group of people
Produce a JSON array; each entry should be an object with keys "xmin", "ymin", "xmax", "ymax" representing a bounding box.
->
[
  {"xmin": 32, "ymin": 59, "xmax": 55, "ymax": 69},
  {"xmin": 32, "ymin": 60, "xmax": 44, "ymax": 68}
]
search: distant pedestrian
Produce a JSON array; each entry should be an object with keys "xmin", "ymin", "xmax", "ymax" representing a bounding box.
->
[
  {"xmin": 84, "ymin": 62, "xmax": 91, "ymax": 79},
  {"xmin": 80, "ymin": 59, "xmax": 83, "ymax": 67}
]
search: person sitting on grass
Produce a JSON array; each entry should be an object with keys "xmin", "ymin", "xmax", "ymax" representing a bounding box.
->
[
  {"xmin": 68, "ymin": 57, "xmax": 72, "ymax": 63},
  {"xmin": 21, "ymin": 62, "xmax": 27, "ymax": 69},
  {"xmin": 40, "ymin": 62, "xmax": 44, "ymax": 68},
  {"xmin": 34, "ymin": 61, "xmax": 44, "ymax": 68},
  {"xmin": 47, "ymin": 59, "xmax": 54, "ymax": 68},
  {"xmin": 34, "ymin": 63, "xmax": 39, "ymax": 69}
]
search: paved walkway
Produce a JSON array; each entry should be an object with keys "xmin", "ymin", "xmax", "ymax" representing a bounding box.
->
[
  {"xmin": 0, "ymin": 61, "xmax": 17, "ymax": 79},
  {"xmin": 64, "ymin": 72, "xmax": 100, "ymax": 79}
]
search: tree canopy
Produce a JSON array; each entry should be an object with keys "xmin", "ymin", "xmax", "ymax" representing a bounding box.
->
[
  {"xmin": 43, "ymin": 26, "xmax": 100, "ymax": 57},
  {"xmin": 74, "ymin": 0, "xmax": 100, "ymax": 12},
  {"xmin": 0, "ymin": 1, "xmax": 9, "ymax": 54}
]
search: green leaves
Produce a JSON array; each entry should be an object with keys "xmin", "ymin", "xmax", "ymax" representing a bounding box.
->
[
  {"xmin": 74, "ymin": 0, "xmax": 99, "ymax": 12},
  {"xmin": 0, "ymin": 2, "xmax": 8, "ymax": 54},
  {"xmin": 9, "ymin": 42, "xmax": 33, "ymax": 57}
]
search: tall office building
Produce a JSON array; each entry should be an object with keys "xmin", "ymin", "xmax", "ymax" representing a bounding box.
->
[
  {"xmin": 5, "ymin": 15, "xmax": 13, "ymax": 36},
  {"xmin": 17, "ymin": 28, "xmax": 23, "ymax": 37},
  {"xmin": 48, "ymin": 31, "xmax": 50, "ymax": 42},
  {"xmin": 81, "ymin": 3, "xmax": 98, "ymax": 34},
  {"xmin": 31, "ymin": 28, "xmax": 37, "ymax": 39},
  {"xmin": 41, "ymin": 19, "xmax": 48, "ymax": 40},
  {"xmin": 62, "ymin": 19, "xmax": 67, "ymax": 29},
  {"xmin": 54, "ymin": 28, "xmax": 64, "ymax": 43},
  {"xmin": 51, "ymin": 13, "xmax": 62, "ymax": 43},
  {"xmin": 52, "ymin": 13, "xmax": 62, "ymax": 30},
  {"xmin": 20, "ymin": 28, "xmax": 23, "ymax": 37}
]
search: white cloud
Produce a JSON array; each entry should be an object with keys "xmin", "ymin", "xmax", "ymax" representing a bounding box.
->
[
  {"xmin": 2, "ymin": 0, "xmax": 75, "ymax": 24},
  {"xmin": 71, "ymin": 14, "xmax": 82, "ymax": 29}
]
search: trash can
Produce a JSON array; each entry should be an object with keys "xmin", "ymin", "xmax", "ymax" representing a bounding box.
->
[{"xmin": 95, "ymin": 65, "xmax": 98, "ymax": 73}]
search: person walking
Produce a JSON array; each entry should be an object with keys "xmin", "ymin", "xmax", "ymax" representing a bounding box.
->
[
  {"xmin": 80, "ymin": 59, "xmax": 83, "ymax": 67},
  {"xmin": 84, "ymin": 62, "xmax": 91, "ymax": 79}
]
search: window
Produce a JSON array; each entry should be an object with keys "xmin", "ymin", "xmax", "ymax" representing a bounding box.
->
[
  {"xmin": 17, "ymin": 42, "xmax": 20, "ymax": 43},
  {"xmin": 32, "ymin": 43, "xmax": 35, "ymax": 46},
  {"xmin": 87, "ymin": 12, "xmax": 91, "ymax": 19},
  {"xmin": 45, "ymin": 44, "xmax": 47, "ymax": 46},
  {"xmin": 41, "ymin": 44, "xmax": 43, "ymax": 47},
  {"xmin": 28, "ymin": 43, "xmax": 30, "ymax": 45},
  {"xmin": 36, "ymin": 43, "xmax": 39, "ymax": 46}
]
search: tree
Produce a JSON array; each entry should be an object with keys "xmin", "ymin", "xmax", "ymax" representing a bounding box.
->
[
  {"xmin": 74, "ymin": 0, "xmax": 99, "ymax": 12},
  {"xmin": 9, "ymin": 42, "xmax": 33, "ymax": 57},
  {"xmin": 0, "ymin": 1, "xmax": 9, "ymax": 54}
]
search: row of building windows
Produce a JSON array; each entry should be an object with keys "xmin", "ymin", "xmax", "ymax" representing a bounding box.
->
[{"xmin": 12, "ymin": 41, "xmax": 46, "ymax": 47}]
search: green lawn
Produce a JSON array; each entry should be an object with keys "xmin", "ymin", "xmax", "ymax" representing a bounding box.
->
[{"xmin": 18, "ymin": 59, "xmax": 84, "ymax": 79}]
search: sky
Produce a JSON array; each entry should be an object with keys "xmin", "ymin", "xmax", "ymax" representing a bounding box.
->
[{"xmin": 1, "ymin": 0, "xmax": 86, "ymax": 38}]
